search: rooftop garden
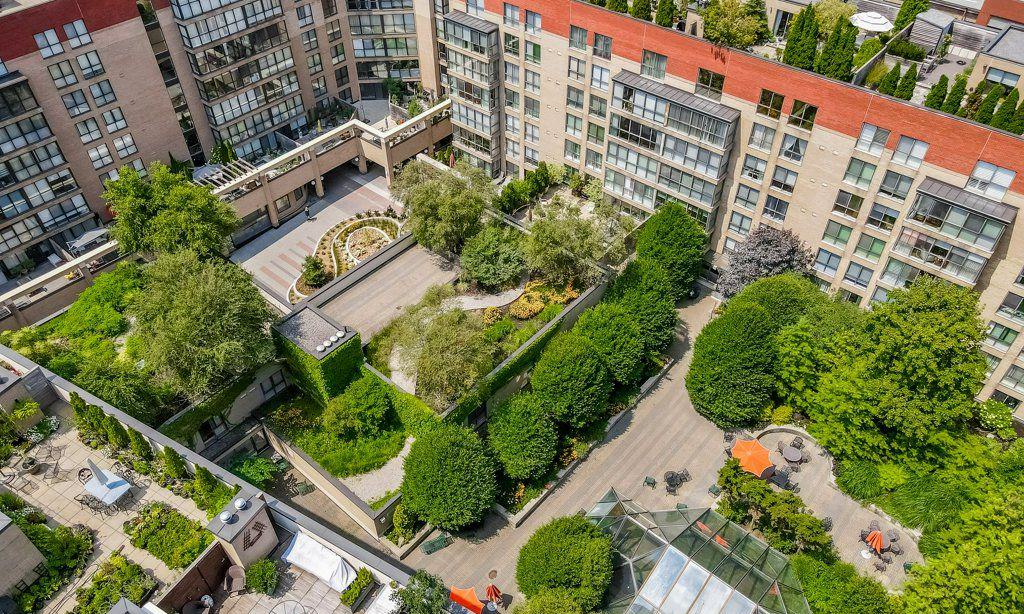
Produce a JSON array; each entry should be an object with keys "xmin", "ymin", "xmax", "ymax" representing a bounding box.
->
[
  {"xmin": 123, "ymin": 502, "xmax": 213, "ymax": 570},
  {"xmin": 686, "ymin": 225, "xmax": 1024, "ymax": 611},
  {"xmin": 71, "ymin": 554, "xmax": 157, "ymax": 614}
]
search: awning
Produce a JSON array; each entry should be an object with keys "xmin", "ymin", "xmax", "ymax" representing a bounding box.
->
[
  {"xmin": 731, "ymin": 439, "xmax": 774, "ymax": 477},
  {"xmin": 68, "ymin": 227, "xmax": 109, "ymax": 252},
  {"xmin": 450, "ymin": 587, "xmax": 484, "ymax": 614}
]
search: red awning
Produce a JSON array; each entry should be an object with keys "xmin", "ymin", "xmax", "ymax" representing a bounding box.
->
[{"xmin": 450, "ymin": 587, "xmax": 484, "ymax": 614}]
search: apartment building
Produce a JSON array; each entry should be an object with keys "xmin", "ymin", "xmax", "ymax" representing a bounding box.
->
[{"xmin": 441, "ymin": 0, "xmax": 1024, "ymax": 418}]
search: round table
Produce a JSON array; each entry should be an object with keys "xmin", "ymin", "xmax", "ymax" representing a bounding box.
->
[
  {"xmin": 782, "ymin": 446, "xmax": 802, "ymax": 463},
  {"xmin": 860, "ymin": 549, "xmax": 872, "ymax": 559},
  {"xmin": 270, "ymin": 601, "xmax": 306, "ymax": 614}
]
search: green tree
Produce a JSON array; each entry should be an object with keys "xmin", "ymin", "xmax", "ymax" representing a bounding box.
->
[
  {"xmin": 813, "ymin": 0, "xmax": 856, "ymax": 36},
  {"xmin": 410, "ymin": 309, "xmax": 493, "ymax": 411},
  {"xmin": 522, "ymin": 197, "xmax": 603, "ymax": 286},
  {"xmin": 606, "ymin": 0, "xmax": 628, "ymax": 12},
  {"xmin": 322, "ymin": 373, "xmax": 394, "ymax": 438},
  {"xmin": 853, "ymin": 38, "xmax": 883, "ymax": 67},
  {"xmin": 460, "ymin": 224, "xmax": 526, "ymax": 290},
  {"xmin": 161, "ymin": 445, "xmax": 188, "ymax": 480},
  {"xmin": 401, "ymin": 424, "xmax": 496, "ymax": 530},
  {"xmin": 876, "ymin": 63, "xmax": 901, "ymax": 95},
  {"xmin": 512, "ymin": 590, "xmax": 584, "ymax": 614},
  {"xmin": 193, "ymin": 466, "xmax": 220, "ymax": 500},
  {"xmin": 701, "ymin": 0, "xmax": 768, "ymax": 50},
  {"xmin": 744, "ymin": 0, "xmax": 772, "ymax": 45},
  {"xmin": 654, "ymin": 0, "xmax": 677, "ymax": 26},
  {"xmin": 635, "ymin": 201, "xmax": 706, "ymax": 300},
  {"xmin": 989, "ymin": 88, "xmax": 1019, "ymax": 130},
  {"xmin": 103, "ymin": 162, "xmax": 239, "ymax": 258},
  {"xmin": 893, "ymin": 0, "xmax": 929, "ymax": 31},
  {"xmin": 923, "ymin": 74, "xmax": 949, "ymax": 109},
  {"xmin": 488, "ymin": 393, "xmax": 558, "ymax": 480},
  {"xmin": 1012, "ymin": 97, "xmax": 1024, "ymax": 133},
  {"xmin": 208, "ymin": 140, "xmax": 237, "ymax": 165},
  {"xmin": 74, "ymin": 361, "xmax": 168, "ymax": 426},
  {"xmin": 104, "ymin": 414, "xmax": 130, "ymax": 450},
  {"xmin": 725, "ymin": 273, "xmax": 826, "ymax": 330},
  {"xmin": 894, "ymin": 62, "xmax": 918, "ymax": 99},
  {"xmin": 814, "ymin": 19, "xmax": 843, "ymax": 75},
  {"xmin": 816, "ymin": 20, "xmax": 855, "ymax": 80},
  {"xmin": 942, "ymin": 74, "xmax": 968, "ymax": 114},
  {"xmin": 391, "ymin": 571, "xmax": 450, "ymax": 614},
  {"xmin": 130, "ymin": 251, "xmax": 276, "ymax": 398},
  {"xmin": 974, "ymin": 84, "xmax": 1003, "ymax": 123},
  {"xmin": 127, "ymin": 429, "xmax": 153, "ymax": 461},
  {"xmin": 530, "ymin": 331, "xmax": 613, "ymax": 429},
  {"xmin": 782, "ymin": 5, "xmax": 819, "ymax": 70},
  {"xmin": 574, "ymin": 302, "xmax": 647, "ymax": 386},
  {"xmin": 790, "ymin": 554, "xmax": 897, "ymax": 614},
  {"xmin": 516, "ymin": 516, "xmax": 613, "ymax": 612},
  {"xmin": 630, "ymin": 0, "xmax": 652, "ymax": 20},
  {"xmin": 959, "ymin": 81, "xmax": 990, "ymax": 117},
  {"xmin": 391, "ymin": 160, "xmax": 492, "ymax": 254},
  {"xmin": 606, "ymin": 258, "xmax": 677, "ymax": 355},
  {"xmin": 685, "ymin": 304, "xmax": 777, "ymax": 428},
  {"xmin": 300, "ymin": 256, "xmax": 328, "ymax": 288},
  {"xmin": 717, "ymin": 227, "xmax": 813, "ymax": 298}
]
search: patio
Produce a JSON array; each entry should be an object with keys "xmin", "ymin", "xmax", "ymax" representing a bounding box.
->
[{"xmin": 2, "ymin": 402, "xmax": 207, "ymax": 613}]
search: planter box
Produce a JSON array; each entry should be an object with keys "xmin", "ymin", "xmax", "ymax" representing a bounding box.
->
[{"xmin": 346, "ymin": 581, "xmax": 378, "ymax": 612}]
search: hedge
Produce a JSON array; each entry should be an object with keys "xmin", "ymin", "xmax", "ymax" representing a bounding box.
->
[
  {"xmin": 72, "ymin": 554, "xmax": 157, "ymax": 614},
  {"xmin": 276, "ymin": 330, "xmax": 362, "ymax": 406},
  {"xmin": 125, "ymin": 503, "xmax": 213, "ymax": 569}
]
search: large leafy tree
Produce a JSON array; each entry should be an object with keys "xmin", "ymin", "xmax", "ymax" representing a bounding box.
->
[
  {"xmin": 635, "ymin": 201, "xmax": 706, "ymax": 300},
  {"xmin": 717, "ymin": 226, "xmax": 813, "ymax": 298},
  {"xmin": 488, "ymin": 393, "xmax": 558, "ymax": 480},
  {"xmin": 516, "ymin": 516, "xmax": 613, "ymax": 612},
  {"xmin": 103, "ymin": 162, "xmax": 239, "ymax": 257},
  {"xmin": 812, "ymin": 0, "xmax": 856, "ymax": 36},
  {"xmin": 391, "ymin": 571, "xmax": 451, "ymax": 614},
  {"xmin": 605, "ymin": 258, "xmax": 678, "ymax": 355},
  {"xmin": 782, "ymin": 5, "xmax": 819, "ymax": 69},
  {"xmin": 923, "ymin": 74, "xmax": 949, "ymax": 109},
  {"xmin": 530, "ymin": 331, "xmax": 613, "ymax": 429},
  {"xmin": 410, "ymin": 309, "xmax": 493, "ymax": 411},
  {"xmin": 522, "ymin": 197, "xmax": 603, "ymax": 286},
  {"xmin": 391, "ymin": 160, "xmax": 492, "ymax": 254},
  {"xmin": 401, "ymin": 423, "xmax": 496, "ymax": 530},
  {"xmin": 460, "ymin": 224, "xmax": 525, "ymax": 290},
  {"xmin": 700, "ymin": 0, "xmax": 769, "ymax": 50},
  {"xmin": 130, "ymin": 251, "xmax": 276, "ymax": 397},
  {"xmin": 574, "ymin": 302, "xmax": 647, "ymax": 386}
]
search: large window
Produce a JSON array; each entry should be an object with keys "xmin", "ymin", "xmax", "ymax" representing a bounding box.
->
[
  {"xmin": 832, "ymin": 190, "xmax": 863, "ymax": 218},
  {"xmin": 593, "ymin": 33, "xmax": 612, "ymax": 59},
  {"xmin": 891, "ymin": 136, "xmax": 928, "ymax": 169},
  {"xmin": 76, "ymin": 51, "xmax": 105, "ymax": 79},
  {"xmin": 565, "ymin": 113, "xmax": 582, "ymax": 137},
  {"xmin": 764, "ymin": 196, "xmax": 789, "ymax": 221},
  {"xmin": 815, "ymin": 248, "xmax": 841, "ymax": 276},
  {"xmin": 844, "ymin": 158, "xmax": 876, "ymax": 188},
  {"xmin": 822, "ymin": 220, "xmax": 852, "ymax": 247},
  {"xmin": 879, "ymin": 170, "xmax": 913, "ymax": 200},
  {"xmin": 641, "ymin": 50, "xmax": 667, "ymax": 79},
  {"xmin": 89, "ymin": 80, "xmax": 116, "ymax": 106},
  {"xmin": 748, "ymin": 123, "xmax": 775, "ymax": 152},
  {"xmin": 568, "ymin": 57, "xmax": 585, "ymax": 81},
  {"xmin": 566, "ymin": 86, "xmax": 584, "ymax": 110},
  {"xmin": 504, "ymin": 33, "xmax": 519, "ymax": 55},
  {"xmin": 591, "ymin": 65, "xmax": 610, "ymax": 90},
  {"xmin": 986, "ymin": 321, "xmax": 1018, "ymax": 350},
  {"xmin": 525, "ymin": 69, "xmax": 540, "ymax": 93},
  {"xmin": 787, "ymin": 100, "xmax": 817, "ymax": 130},
  {"xmin": 564, "ymin": 139, "xmax": 580, "ymax": 162},
  {"xmin": 1, "ymin": 115, "xmax": 52, "ymax": 154},
  {"xmin": 867, "ymin": 202, "xmax": 899, "ymax": 231},
  {"xmin": 756, "ymin": 89, "xmax": 783, "ymax": 118},
  {"xmin": 525, "ymin": 42, "xmax": 541, "ymax": 64},
  {"xmin": 741, "ymin": 154, "xmax": 766, "ymax": 182},
  {"xmin": 894, "ymin": 228, "xmax": 988, "ymax": 282},
  {"xmin": 997, "ymin": 292, "xmax": 1024, "ymax": 322},
  {"xmin": 735, "ymin": 184, "xmax": 759, "ymax": 209},
  {"xmin": 569, "ymin": 25, "xmax": 587, "ymax": 50},
  {"xmin": 729, "ymin": 211, "xmax": 752, "ymax": 236},
  {"xmin": 856, "ymin": 123, "xmax": 889, "ymax": 155},
  {"xmin": 525, "ymin": 10, "xmax": 541, "ymax": 34},
  {"xmin": 843, "ymin": 262, "xmax": 873, "ymax": 288},
  {"xmin": 48, "ymin": 61, "xmax": 78, "ymax": 89},
  {"xmin": 609, "ymin": 115, "xmax": 657, "ymax": 149},
  {"xmin": 661, "ymin": 135, "xmax": 722, "ymax": 177},
  {"xmin": 35, "ymin": 29, "xmax": 63, "ymax": 58},
  {"xmin": 770, "ymin": 166, "xmax": 798, "ymax": 193},
  {"xmin": 986, "ymin": 67, "xmax": 1019, "ymax": 88},
  {"xmin": 589, "ymin": 95, "xmax": 607, "ymax": 118},
  {"xmin": 854, "ymin": 233, "xmax": 885, "ymax": 261},
  {"xmin": 966, "ymin": 161, "xmax": 1015, "ymax": 199},
  {"xmin": 63, "ymin": 20, "xmax": 92, "ymax": 48},
  {"xmin": 62, "ymin": 90, "xmax": 90, "ymax": 117},
  {"xmin": 505, "ymin": 4, "xmax": 521, "ymax": 27},
  {"xmin": 907, "ymin": 193, "xmax": 1006, "ymax": 250},
  {"xmin": 607, "ymin": 142, "xmax": 658, "ymax": 180},
  {"xmin": 696, "ymin": 68, "xmax": 724, "ymax": 100}
]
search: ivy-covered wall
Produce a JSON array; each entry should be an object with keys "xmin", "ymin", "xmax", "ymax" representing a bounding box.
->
[{"xmin": 275, "ymin": 331, "xmax": 362, "ymax": 405}]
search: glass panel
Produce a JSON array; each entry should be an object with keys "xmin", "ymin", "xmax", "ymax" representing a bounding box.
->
[
  {"xmin": 662, "ymin": 561, "xmax": 710, "ymax": 612},
  {"xmin": 637, "ymin": 548, "xmax": 687, "ymax": 605}
]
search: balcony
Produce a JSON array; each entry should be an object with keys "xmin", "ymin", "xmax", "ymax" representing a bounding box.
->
[{"xmin": 889, "ymin": 238, "xmax": 986, "ymax": 285}]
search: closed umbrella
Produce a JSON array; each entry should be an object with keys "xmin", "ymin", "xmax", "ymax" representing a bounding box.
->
[
  {"xmin": 87, "ymin": 459, "xmax": 107, "ymax": 485},
  {"xmin": 485, "ymin": 584, "xmax": 502, "ymax": 603},
  {"xmin": 866, "ymin": 530, "xmax": 886, "ymax": 553}
]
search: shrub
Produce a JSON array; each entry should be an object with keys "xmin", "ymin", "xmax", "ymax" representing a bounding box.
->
[
  {"xmin": 887, "ymin": 38, "xmax": 926, "ymax": 61},
  {"xmin": 865, "ymin": 59, "xmax": 890, "ymax": 87},
  {"xmin": 977, "ymin": 399, "xmax": 1013, "ymax": 435},
  {"xmin": 574, "ymin": 302, "xmax": 647, "ymax": 386},
  {"xmin": 853, "ymin": 38, "xmax": 882, "ymax": 67},
  {"xmin": 161, "ymin": 445, "xmax": 188, "ymax": 480},
  {"xmin": 515, "ymin": 516, "xmax": 613, "ymax": 612},
  {"xmin": 717, "ymin": 227, "xmax": 813, "ymax": 298},
  {"xmin": 191, "ymin": 466, "xmax": 237, "ymax": 515},
  {"xmin": 401, "ymin": 423, "xmax": 496, "ymax": 530},
  {"xmin": 488, "ymin": 393, "xmax": 558, "ymax": 480},
  {"xmin": 246, "ymin": 559, "xmax": 279, "ymax": 595},
  {"xmin": 635, "ymin": 201, "xmax": 707, "ymax": 300},
  {"xmin": 685, "ymin": 305, "xmax": 776, "ymax": 428},
  {"xmin": 790, "ymin": 554, "xmax": 896, "ymax": 614},
  {"xmin": 322, "ymin": 373, "xmax": 394, "ymax": 438},
  {"xmin": 340, "ymin": 568, "xmax": 376, "ymax": 607},
  {"xmin": 530, "ymin": 331, "xmax": 613, "ymax": 429},
  {"xmin": 606, "ymin": 258, "xmax": 677, "ymax": 355},
  {"xmin": 835, "ymin": 460, "xmax": 883, "ymax": 500},
  {"xmin": 104, "ymin": 414, "xmax": 130, "ymax": 450},
  {"xmin": 391, "ymin": 571, "xmax": 449, "ymax": 614},
  {"xmin": 877, "ymin": 462, "xmax": 909, "ymax": 491},
  {"xmin": 228, "ymin": 453, "xmax": 279, "ymax": 489},
  {"xmin": 725, "ymin": 273, "xmax": 825, "ymax": 330},
  {"xmin": 390, "ymin": 503, "xmax": 417, "ymax": 543},
  {"xmin": 276, "ymin": 331, "xmax": 363, "ymax": 405},
  {"xmin": 301, "ymin": 256, "xmax": 328, "ymax": 288},
  {"xmin": 771, "ymin": 405, "xmax": 794, "ymax": 425},
  {"xmin": 460, "ymin": 225, "xmax": 526, "ymax": 290},
  {"xmin": 72, "ymin": 554, "xmax": 156, "ymax": 614},
  {"xmin": 512, "ymin": 589, "xmax": 584, "ymax": 614},
  {"xmin": 127, "ymin": 429, "xmax": 153, "ymax": 461},
  {"xmin": 125, "ymin": 503, "xmax": 213, "ymax": 569}
]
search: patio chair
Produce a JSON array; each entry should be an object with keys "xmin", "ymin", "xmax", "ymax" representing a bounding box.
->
[
  {"xmin": 78, "ymin": 468, "xmax": 92, "ymax": 484},
  {"xmin": 678, "ymin": 469, "xmax": 691, "ymax": 482},
  {"xmin": 886, "ymin": 529, "xmax": 899, "ymax": 543},
  {"xmin": 860, "ymin": 529, "xmax": 870, "ymax": 541},
  {"xmin": 889, "ymin": 543, "xmax": 903, "ymax": 556},
  {"xmin": 787, "ymin": 463, "xmax": 800, "ymax": 474},
  {"xmin": 869, "ymin": 519, "xmax": 880, "ymax": 531},
  {"xmin": 723, "ymin": 432, "xmax": 735, "ymax": 442},
  {"xmin": 643, "ymin": 476, "xmax": 656, "ymax": 488},
  {"xmin": 881, "ymin": 553, "xmax": 893, "ymax": 564},
  {"xmin": 724, "ymin": 445, "xmax": 733, "ymax": 457},
  {"xmin": 873, "ymin": 561, "xmax": 887, "ymax": 572},
  {"xmin": 801, "ymin": 450, "xmax": 811, "ymax": 463},
  {"xmin": 791, "ymin": 437, "xmax": 804, "ymax": 449},
  {"xmin": 223, "ymin": 565, "xmax": 246, "ymax": 596},
  {"xmin": 709, "ymin": 484, "xmax": 722, "ymax": 497},
  {"xmin": 776, "ymin": 442, "xmax": 785, "ymax": 453}
]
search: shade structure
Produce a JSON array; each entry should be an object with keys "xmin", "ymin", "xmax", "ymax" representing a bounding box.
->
[
  {"xmin": 731, "ymin": 439, "xmax": 774, "ymax": 477},
  {"xmin": 849, "ymin": 11, "xmax": 893, "ymax": 32},
  {"xmin": 866, "ymin": 530, "xmax": 885, "ymax": 553},
  {"xmin": 450, "ymin": 587, "xmax": 484, "ymax": 614}
]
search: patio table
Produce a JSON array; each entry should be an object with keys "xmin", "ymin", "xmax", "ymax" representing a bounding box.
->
[
  {"xmin": 83, "ymin": 467, "xmax": 132, "ymax": 505},
  {"xmin": 782, "ymin": 445, "xmax": 803, "ymax": 463}
]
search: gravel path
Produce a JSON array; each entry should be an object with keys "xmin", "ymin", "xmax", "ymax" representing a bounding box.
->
[
  {"xmin": 342, "ymin": 436, "xmax": 414, "ymax": 503},
  {"xmin": 449, "ymin": 286, "xmax": 525, "ymax": 311}
]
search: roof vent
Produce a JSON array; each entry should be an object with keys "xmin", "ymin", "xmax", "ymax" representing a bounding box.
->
[
  {"xmin": 316, "ymin": 344, "xmax": 325, "ymax": 353},
  {"xmin": 234, "ymin": 497, "xmax": 249, "ymax": 511},
  {"xmin": 219, "ymin": 511, "xmax": 236, "ymax": 524}
]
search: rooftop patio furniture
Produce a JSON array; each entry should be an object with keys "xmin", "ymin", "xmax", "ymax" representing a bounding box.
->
[
  {"xmin": 782, "ymin": 446, "xmax": 802, "ymax": 464},
  {"xmin": 881, "ymin": 553, "xmax": 893, "ymax": 564},
  {"xmin": 644, "ymin": 476, "xmax": 657, "ymax": 488},
  {"xmin": 787, "ymin": 463, "xmax": 800, "ymax": 473},
  {"xmin": 421, "ymin": 532, "xmax": 454, "ymax": 555},
  {"xmin": 886, "ymin": 529, "xmax": 899, "ymax": 542},
  {"xmin": 723, "ymin": 432, "xmax": 735, "ymax": 442},
  {"xmin": 281, "ymin": 532, "xmax": 357, "ymax": 593},
  {"xmin": 678, "ymin": 469, "xmax": 691, "ymax": 482},
  {"xmin": 776, "ymin": 442, "xmax": 785, "ymax": 453},
  {"xmin": 83, "ymin": 460, "xmax": 133, "ymax": 506},
  {"xmin": 294, "ymin": 481, "xmax": 314, "ymax": 495},
  {"xmin": 791, "ymin": 437, "xmax": 804, "ymax": 449},
  {"xmin": 869, "ymin": 519, "xmax": 880, "ymax": 531},
  {"xmin": 223, "ymin": 565, "xmax": 246, "ymax": 596},
  {"xmin": 43, "ymin": 460, "xmax": 70, "ymax": 484},
  {"xmin": 708, "ymin": 484, "xmax": 722, "ymax": 497},
  {"xmin": 801, "ymin": 450, "xmax": 811, "ymax": 463},
  {"xmin": 181, "ymin": 600, "xmax": 211, "ymax": 614},
  {"xmin": 860, "ymin": 529, "xmax": 870, "ymax": 541},
  {"xmin": 873, "ymin": 561, "xmax": 887, "ymax": 572},
  {"xmin": 890, "ymin": 543, "xmax": 903, "ymax": 556}
]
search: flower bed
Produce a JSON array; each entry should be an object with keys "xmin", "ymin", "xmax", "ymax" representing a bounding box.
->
[{"xmin": 124, "ymin": 502, "xmax": 213, "ymax": 569}]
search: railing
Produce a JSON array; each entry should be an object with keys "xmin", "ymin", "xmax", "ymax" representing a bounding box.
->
[{"xmin": 889, "ymin": 241, "xmax": 984, "ymax": 284}]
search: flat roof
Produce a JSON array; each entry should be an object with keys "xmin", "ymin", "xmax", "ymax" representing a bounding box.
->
[
  {"xmin": 275, "ymin": 306, "xmax": 357, "ymax": 360},
  {"xmin": 0, "ymin": 0, "xmax": 53, "ymax": 18},
  {"xmin": 916, "ymin": 177, "xmax": 1018, "ymax": 224},
  {"xmin": 444, "ymin": 9, "xmax": 499, "ymax": 34},
  {"xmin": 0, "ymin": 510, "xmax": 10, "ymax": 531},
  {"xmin": 984, "ymin": 24, "xmax": 1024, "ymax": 64},
  {"xmin": 613, "ymin": 70, "xmax": 742, "ymax": 123}
]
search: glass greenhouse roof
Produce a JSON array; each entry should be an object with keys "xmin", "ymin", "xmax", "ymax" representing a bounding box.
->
[{"xmin": 585, "ymin": 490, "xmax": 811, "ymax": 614}]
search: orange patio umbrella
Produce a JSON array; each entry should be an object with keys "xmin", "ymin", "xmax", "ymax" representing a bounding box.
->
[
  {"xmin": 731, "ymin": 439, "xmax": 774, "ymax": 477},
  {"xmin": 450, "ymin": 587, "xmax": 484, "ymax": 614},
  {"xmin": 485, "ymin": 584, "xmax": 503, "ymax": 603},
  {"xmin": 866, "ymin": 530, "xmax": 885, "ymax": 554}
]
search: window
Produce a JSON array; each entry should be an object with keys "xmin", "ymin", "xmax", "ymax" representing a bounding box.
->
[
  {"xmin": 566, "ymin": 86, "xmax": 584, "ymax": 109},
  {"xmin": 113, "ymin": 134, "xmax": 137, "ymax": 158},
  {"xmin": 589, "ymin": 95, "xmax": 607, "ymax": 118},
  {"xmin": 525, "ymin": 97, "xmax": 540, "ymax": 118},
  {"xmin": 729, "ymin": 211, "xmax": 751, "ymax": 236},
  {"xmin": 764, "ymin": 196, "xmax": 789, "ymax": 221},
  {"xmin": 331, "ymin": 43, "xmax": 346, "ymax": 65},
  {"xmin": 907, "ymin": 193, "xmax": 1006, "ymax": 250},
  {"xmin": 301, "ymin": 29, "xmax": 318, "ymax": 51},
  {"xmin": 724, "ymin": 237, "xmax": 739, "ymax": 253},
  {"xmin": 867, "ymin": 202, "xmax": 899, "ymax": 231},
  {"xmin": 505, "ymin": 114, "xmax": 520, "ymax": 134},
  {"xmin": 505, "ymin": 139, "xmax": 519, "ymax": 158},
  {"xmin": 525, "ymin": 10, "xmax": 541, "ymax": 34},
  {"xmin": 505, "ymin": 3, "xmax": 521, "ymax": 26},
  {"xmin": 695, "ymin": 68, "xmax": 724, "ymax": 100},
  {"xmin": 736, "ymin": 184, "xmax": 759, "ymax": 209},
  {"xmin": 788, "ymin": 100, "xmax": 817, "ymax": 130},
  {"xmin": 838, "ymin": 288, "xmax": 862, "ymax": 304},
  {"xmin": 48, "ymin": 61, "xmax": 78, "ymax": 88},
  {"xmin": 76, "ymin": 118, "xmax": 101, "ymax": 143},
  {"xmin": 1017, "ymin": 266, "xmax": 1024, "ymax": 286},
  {"xmin": 607, "ymin": 142, "xmax": 658, "ymax": 180},
  {"xmin": 565, "ymin": 113, "xmax": 582, "ymax": 136},
  {"xmin": 986, "ymin": 322, "xmax": 1018, "ymax": 351},
  {"xmin": 661, "ymin": 135, "xmax": 722, "ymax": 177},
  {"xmin": 585, "ymin": 149, "xmax": 602, "ymax": 171},
  {"xmin": 815, "ymin": 248, "xmax": 841, "ymax": 276},
  {"xmin": 591, "ymin": 65, "xmax": 609, "ymax": 90},
  {"xmin": 102, "ymin": 107, "xmax": 127, "ymax": 133},
  {"xmin": 997, "ymin": 292, "xmax": 1024, "ymax": 322},
  {"xmin": 524, "ymin": 123, "xmax": 539, "ymax": 143},
  {"xmin": 570, "ymin": 25, "xmax": 587, "ymax": 50},
  {"xmin": 1001, "ymin": 366, "xmax": 1024, "ymax": 393},
  {"xmin": 870, "ymin": 287, "xmax": 888, "ymax": 303},
  {"xmin": 76, "ymin": 51, "xmax": 104, "ymax": 79},
  {"xmin": 525, "ymin": 41, "xmax": 541, "ymax": 64},
  {"xmin": 823, "ymin": 220, "xmax": 852, "ymax": 247},
  {"xmin": 505, "ymin": 90, "xmax": 520, "ymax": 110},
  {"xmin": 296, "ymin": 4, "xmax": 313, "ymax": 27},
  {"xmin": 568, "ymin": 57, "xmax": 585, "ymax": 81},
  {"xmin": 991, "ymin": 390, "xmax": 1021, "ymax": 409},
  {"xmin": 312, "ymin": 75, "xmax": 327, "ymax": 98},
  {"xmin": 307, "ymin": 53, "xmax": 323, "ymax": 74},
  {"xmin": 892, "ymin": 136, "xmax": 928, "ymax": 169},
  {"xmin": 525, "ymin": 69, "xmax": 540, "ymax": 92},
  {"xmin": 832, "ymin": 190, "xmax": 863, "ymax": 218},
  {"xmin": 327, "ymin": 20, "xmax": 343, "ymax": 41},
  {"xmin": 587, "ymin": 122, "xmax": 605, "ymax": 144},
  {"xmin": 879, "ymin": 170, "xmax": 913, "ymax": 200},
  {"xmin": 89, "ymin": 80, "xmax": 116, "ymax": 106},
  {"xmin": 779, "ymin": 134, "xmax": 806, "ymax": 163},
  {"xmin": 843, "ymin": 158, "xmax": 876, "ymax": 188},
  {"xmin": 986, "ymin": 67, "xmax": 1019, "ymax": 88},
  {"xmin": 504, "ymin": 33, "xmax": 519, "ymax": 55},
  {"xmin": 593, "ymin": 33, "xmax": 612, "ymax": 59},
  {"xmin": 63, "ymin": 20, "xmax": 91, "ymax": 48},
  {"xmin": 966, "ymin": 161, "xmax": 1015, "ymax": 199},
  {"xmin": 35, "ymin": 29, "xmax": 63, "ymax": 58},
  {"xmin": 506, "ymin": 161, "xmax": 519, "ymax": 177},
  {"xmin": 62, "ymin": 90, "xmax": 90, "ymax": 117},
  {"xmin": 564, "ymin": 139, "xmax": 580, "ymax": 161},
  {"xmin": 741, "ymin": 155, "xmax": 766, "ymax": 182},
  {"xmin": 88, "ymin": 144, "xmax": 113, "ymax": 169},
  {"xmin": 0, "ymin": 59, "xmax": 7, "ymax": 77},
  {"xmin": 757, "ymin": 89, "xmax": 783, "ymax": 119},
  {"xmin": 505, "ymin": 61, "xmax": 520, "ymax": 85},
  {"xmin": 466, "ymin": 0, "xmax": 483, "ymax": 15},
  {"xmin": 856, "ymin": 123, "xmax": 889, "ymax": 155},
  {"xmin": 770, "ymin": 166, "xmax": 797, "ymax": 193},
  {"xmin": 855, "ymin": 233, "xmax": 885, "ymax": 261},
  {"xmin": 748, "ymin": 123, "xmax": 775, "ymax": 151},
  {"xmin": 641, "ymin": 50, "xmax": 667, "ymax": 79},
  {"xmin": 843, "ymin": 262, "xmax": 873, "ymax": 288},
  {"xmin": 525, "ymin": 146, "xmax": 539, "ymax": 165}
]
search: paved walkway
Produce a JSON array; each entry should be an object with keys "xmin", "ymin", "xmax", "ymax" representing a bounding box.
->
[
  {"xmin": 231, "ymin": 167, "xmax": 399, "ymax": 304},
  {"xmin": 449, "ymin": 286, "xmax": 525, "ymax": 311}
]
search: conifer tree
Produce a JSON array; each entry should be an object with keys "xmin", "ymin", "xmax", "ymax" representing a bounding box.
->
[
  {"xmin": 606, "ymin": 0, "xmax": 629, "ymax": 12},
  {"xmin": 989, "ymin": 88, "xmax": 1019, "ymax": 129},
  {"xmin": 630, "ymin": 0, "xmax": 653, "ymax": 20},
  {"xmin": 1011, "ymin": 99, "xmax": 1024, "ymax": 134},
  {"xmin": 833, "ymin": 23, "xmax": 858, "ymax": 81},
  {"xmin": 814, "ymin": 19, "xmax": 844, "ymax": 75},
  {"xmin": 782, "ymin": 6, "xmax": 819, "ymax": 69},
  {"xmin": 893, "ymin": 0, "xmax": 929, "ymax": 31},
  {"xmin": 974, "ymin": 86, "xmax": 1003, "ymax": 123},
  {"xmin": 876, "ymin": 64, "xmax": 901, "ymax": 95},
  {"xmin": 655, "ymin": 0, "xmax": 677, "ymax": 26},
  {"xmin": 894, "ymin": 63, "xmax": 918, "ymax": 100},
  {"xmin": 942, "ymin": 75, "xmax": 968, "ymax": 114},
  {"xmin": 959, "ymin": 81, "xmax": 989, "ymax": 117},
  {"xmin": 923, "ymin": 74, "xmax": 949, "ymax": 109}
]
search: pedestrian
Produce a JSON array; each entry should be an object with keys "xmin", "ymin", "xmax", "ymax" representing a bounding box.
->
[{"xmin": 304, "ymin": 204, "xmax": 311, "ymax": 221}]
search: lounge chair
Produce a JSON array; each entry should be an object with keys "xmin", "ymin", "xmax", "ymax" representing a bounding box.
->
[{"xmin": 860, "ymin": 529, "xmax": 870, "ymax": 541}]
